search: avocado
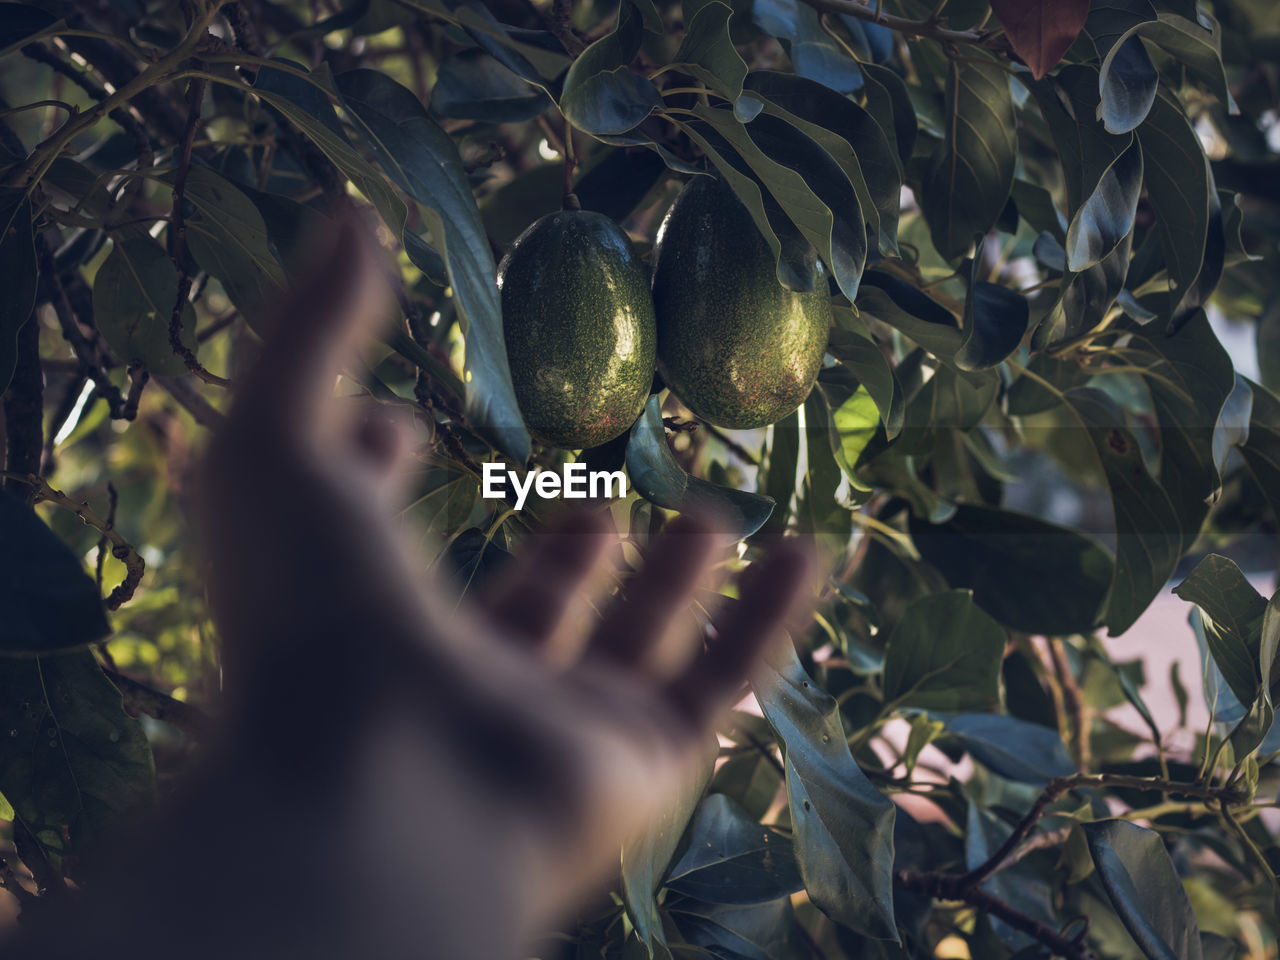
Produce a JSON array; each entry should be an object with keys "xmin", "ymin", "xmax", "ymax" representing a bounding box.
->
[
  {"xmin": 651, "ymin": 176, "xmax": 831, "ymax": 429},
  {"xmin": 499, "ymin": 210, "xmax": 656, "ymax": 449}
]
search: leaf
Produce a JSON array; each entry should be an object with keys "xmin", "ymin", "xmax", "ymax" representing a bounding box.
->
[
  {"xmin": 0, "ymin": 492, "xmax": 110, "ymax": 655},
  {"xmin": 0, "ymin": 190, "xmax": 36, "ymax": 394},
  {"xmin": 1239, "ymin": 379, "xmax": 1280, "ymax": 530},
  {"xmin": 1088, "ymin": 0, "xmax": 1159, "ymax": 133},
  {"xmin": 626, "ymin": 396, "xmax": 775, "ymax": 540},
  {"xmin": 1083, "ymin": 819, "xmax": 1204, "ymax": 960},
  {"xmin": 622, "ymin": 743, "xmax": 715, "ymax": 959},
  {"xmin": 559, "ymin": 2, "xmax": 659, "ymax": 136},
  {"xmin": 743, "ymin": 71, "xmax": 902, "ymax": 258},
  {"xmin": 990, "ymin": 0, "xmax": 1090, "ymax": 80},
  {"xmin": 334, "ymin": 68, "xmax": 531, "ymax": 462},
  {"xmin": 1173, "ymin": 554, "xmax": 1268, "ymax": 707},
  {"xmin": 1136, "ymin": 90, "xmax": 1220, "ymax": 328},
  {"xmin": 921, "ymin": 57, "xmax": 1018, "ymax": 260},
  {"xmin": 1064, "ymin": 137, "xmax": 1143, "ymax": 272},
  {"xmin": 401, "ymin": 0, "xmax": 569, "ymax": 89},
  {"xmin": 800, "ymin": 391, "xmax": 856, "ymax": 536},
  {"xmin": 671, "ymin": 896, "xmax": 807, "ymax": 960},
  {"xmin": 827, "ymin": 309, "xmax": 904, "ymax": 439},
  {"xmin": 251, "ymin": 61, "xmax": 407, "ymax": 233},
  {"xmin": 752, "ymin": 642, "xmax": 897, "ymax": 941},
  {"xmin": 966, "ymin": 802, "xmax": 1058, "ymax": 950},
  {"xmin": 93, "ymin": 231, "xmax": 198, "ymax": 377},
  {"xmin": 882, "ymin": 591, "xmax": 1006, "ymax": 712},
  {"xmin": 668, "ymin": 1, "xmax": 748, "ymax": 103},
  {"xmin": 180, "ymin": 166, "xmax": 287, "ymax": 330},
  {"xmin": 941, "ymin": 714, "xmax": 1075, "ymax": 784},
  {"xmin": 665, "ymin": 793, "xmax": 803, "ymax": 904},
  {"xmin": 959, "ymin": 268, "xmax": 1030, "ymax": 370},
  {"xmin": 1113, "ymin": 13, "xmax": 1231, "ymax": 114},
  {"xmin": 1063, "ymin": 387, "xmax": 1182, "ymax": 635},
  {"xmin": 430, "ymin": 49, "xmax": 552, "ymax": 122},
  {"xmin": 861, "ymin": 62, "xmax": 916, "ymax": 169},
  {"xmin": 752, "ymin": 0, "xmax": 864, "ymax": 94},
  {"xmin": 857, "ymin": 271, "xmax": 963, "ymax": 361},
  {"xmin": 909, "ymin": 504, "xmax": 1112, "ymax": 635},
  {"xmin": 756, "ymin": 411, "xmax": 799, "ymax": 539},
  {"xmin": 0, "ymin": 650, "xmax": 155, "ymax": 862}
]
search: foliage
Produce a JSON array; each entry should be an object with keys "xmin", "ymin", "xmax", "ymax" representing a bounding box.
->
[{"xmin": 1, "ymin": 0, "xmax": 1280, "ymax": 956}]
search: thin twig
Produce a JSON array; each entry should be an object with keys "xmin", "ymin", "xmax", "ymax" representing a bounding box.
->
[
  {"xmin": 101, "ymin": 666, "xmax": 211, "ymax": 737},
  {"xmin": 1050, "ymin": 637, "xmax": 1090, "ymax": 770},
  {"xmin": 151, "ymin": 375, "xmax": 226, "ymax": 430}
]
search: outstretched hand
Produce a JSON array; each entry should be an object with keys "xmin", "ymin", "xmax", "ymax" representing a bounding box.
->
[{"xmin": 15, "ymin": 216, "xmax": 816, "ymax": 960}]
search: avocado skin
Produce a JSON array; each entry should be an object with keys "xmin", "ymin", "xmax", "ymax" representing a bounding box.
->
[
  {"xmin": 499, "ymin": 210, "xmax": 656, "ymax": 449},
  {"xmin": 651, "ymin": 176, "xmax": 831, "ymax": 429}
]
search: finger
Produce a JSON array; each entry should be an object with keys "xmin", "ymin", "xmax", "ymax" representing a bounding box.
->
[
  {"xmin": 481, "ymin": 510, "xmax": 616, "ymax": 658},
  {"xmin": 666, "ymin": 539, "xmax": 816, "ymax": 728},
  {"xmin": 350, "ymin": 407, "xmax": 421, "ymax": 504},
  {"xmin": 235, "ymin": 214, "xmax": 391, "ymax": 438},
  {"xmin": 587, "ymin": 514, "xmax": 728, "ymax": 678}
]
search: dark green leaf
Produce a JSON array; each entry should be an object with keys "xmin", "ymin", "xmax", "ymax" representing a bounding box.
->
[
  {"xmin": 575, "ymin": 147, "xmax": 668, "ymax": 222},
  {"xmin": 1117, "ymin": 13, "xmax": 1231, "ymax": 113},
  {"xmin": 401, "ymin": 0, "xmax": 569, "ymax": 88},
  {"xmin": 755, "ymin": 410, "xmax": 799, "ymax": 539},
  {"xmin": 860, "ymin": 62, "xmax": 916, "ymax": 169},
  {"xmin": 752, "ymin": 642, "xmax": 897, "ymax": 941},
  {"xmin": 0, "ymin": 2, "xmax": 55, "ymax": 51},
  {"xmin": 1173, "ymin": 553, "xmax": 1268, "ymax": 707},
  {"xmin": 910, "ymin": 504, "xmax": 1111, "ymax": 635},
  {"xmin": 335, "ymin": 68, "xmax": 531, "ymax": 461},
  {"xmin": 93, "ymin": 231, "xmax": 198, "ymax": 376},
  {"xmin": 921, "ymin": 57, "xmax": 1017, "ymax": 260},
  {"xmin": 1238, "ymin": 379, "xmax": 1280, "ymax": 525},
  {"xmin": 799, "ymin": 391, "xmax": 855, "ymax": 536},
  {"xmin": 959, "ymin": 269, "xmax": 1030, "ymax": 370},
  {"xmin": 752, "ymin": 0, "xmax": 864, "ymax": 94},
  {"xmin": 668, "ymin": 1, "xmax": 748, "ymax": 102},
  {"xmin": 966, "ymin": 802, "xmax": 1058, "ymax": 950},
  {"xmin": 559, "ymin": 2, "xmax": 660, "ymax": 136},
  {"xmin": 626, "ymin": 396, "xmax": 774, "ymax": 540},
  {"xmin": 180, "ymin": 166, "xmax": 287, "ymax": 330},
  {"xmin": 857, "ymin": 271, "xmax": 963, "ymax": 361},
  {"xmin": 941, "ymin": 713, "xmax": 1075, "ymax": 784},
  {"xmin": 0, "ymin": 492, "xmax": 110, "ymax": 655},
  {"xmin": 882, "ymin": 590, "xmax": 1006, "ymax": 711},
  {"xmin": 1083, "ymin": 819, "xmax": 1204, "ymax": 960},
  {"xmin": 828, "ymin": 309, "xmax": 904, "ymax": 439},
  {"xmin": 1087, "ymin": 0, "xmax": 1158, "ymax": 133},
  {"xmin": 0, "ymin": 191, "xmax": 36, "ymax": 393},
  {"xmin": 671, "ymin": 896, "xmax": 806, "ymax": 960},
  {"xmin": 431, "ymin": 49, "xmax": 551, "ymax": 122},
  {"xmin": 1064, "ymin": 137, "xmax": 1142, "ymax": 272},
  {"xmin": 665, "ymin": 793, "xmax": 803, "ymax": 904},
  {"xmin": 0, "ymin": 650, "xmax": 154, "ymax": 861},
  {"xmin": 743, "ymin": 71, "xmax": 902, "ymax": 258}
]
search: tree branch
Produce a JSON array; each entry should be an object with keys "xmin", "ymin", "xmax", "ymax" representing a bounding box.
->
[
  {"xmin": 101, "ymin": 666, "xmax": 211, "ymax": 737},
  {"xmin": 795, "ymin": 0, "xmax": 989, "ymax": 46}
]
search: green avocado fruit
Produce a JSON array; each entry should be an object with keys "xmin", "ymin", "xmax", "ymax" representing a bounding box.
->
[
  {"xmin": 651, "ymin": 176, "xmax": 831, "ymax": 429},
  {"xmin": 499, "ymin": 209, "xmax": 656, "ymax": 449}
]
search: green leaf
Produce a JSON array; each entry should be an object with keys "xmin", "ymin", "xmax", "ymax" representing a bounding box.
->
[
  {"xmin": 667, "ymin": 1, "xmax": 747, "ymax": 103},
  {"xmin": 756, "ymin": 411, "xmax": 799, "ymax": 538},
  {"xmin": 559, "ymin": 2, "xmax": 660, "ymax": 136},
  {"xmin": 1087, "ymin": 0, "xmax": 1158, "ymax": 133},
  {"xmin": 799, "ymin": 391, "xmax": 855, "ymax": 536},
  {"xmin": 861, "ymin": 62, "xmax": 916, "ymax": 169},
  {"xmin": 626, "ymin": 396, "xmax": 775, "ymax": 540},
  {"xmin": 1173, "ymin": 553, "xmax": 1268, "ymax": 707},
  {"xmin": 827, "ymin": 384, "xmax": 880, "ymax": 480},
  {"xmin": 251, "ymin": 61, "xmax": 407, "ymax": 234},
  {"xmin": 180, "ymin": 166, "xmax": 287, "ymax": 330},
  {"xmin": 671, "ymin": 896, "xmax": 807, "ymax": 960},
  {"xmin": 0, "ymin": 190, "xmax": 36, "ymax": 394},
  {"xmin": 1064, "ymin": 137, "xmax": 1142, "ymax": 272},
  {"xmin": 743, "ymin": 71, "xmax": 902, "ymax": 258},
  {"xmin": 1114, "ymin": 13, "xmax": 1231, "ymax": 114},
  {"xmin": 400, "ymin": 0, "xmax": 569, "ymax": 88},
  {"xmin": 966, "ymin": 802, "xmax": 1058, "ymax": 950},
  {"xmin": 909, "ymin": 504, "xmax": 1112, "ymax": 635},
  {"xmin": 1064, "ymin": 387, "xmax": 1182, "ymax": 635},
  {"xmin": 959, "ymin": 264, "xmax": 1030, "ymax": 370},
  {"xmin": 941, "ymin": 713, "xmax": 1075, "ymax": 784},
  {"xmin": 827, "ymin": 309, "xmax": 904, "ymax": 439},
  {"xmin": 431, "ymin": 49, "xmax": 551, "ymax": 122},
  {"xmin": 921, "ymin": 57, "xmax": 1017, "ymax": 260},
  {"xmin": 334, "ymin": 68, "xmax": 531, "ymax": 462},
  {"xmin": 665, "ymin": 793, "xmax": 803, "ymax": 904},
  {"xmin": 0, "ymin": 650, "xmax": 155, "ymax": 861},
  {"xmin": 93, "ymin": 231, "xmax": 198, "ymax": 376},
  {"xmin": 751, "ymin": 0, "xmax": 864, "ymax": 94},
  {"xmin": 857, "ymin": 271, "xmax": 964, "ymax": 361},
  {"xmin": 0, "ymin": 492, "xmax": 110, "ymax": 655},
  {"xmin": 1238, "ymin": 379, "xmax": 1280, "ymax": 525},
  {"xmin": 622, "ymin": 742, "xmax": 715, "ymax": 960},
  {"xmin": 882, "ymin": 591, "xmax": 1006, "ymax": 712},
  {"xmin": 1136, "ymin": 90, "xmax": 1220, "ymax": 328},
  {"xmin": 1083, "ymin": 819, "xmax": 1204, "ymax": 960},
  {"xmin": 752, "ymin": 642, "xmax": 897, "ymax": 941}
]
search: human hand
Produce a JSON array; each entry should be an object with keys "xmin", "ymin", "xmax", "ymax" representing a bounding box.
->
[{"xmin": 194, "ymin": 215, "xmax": 816, "ymax": 956}]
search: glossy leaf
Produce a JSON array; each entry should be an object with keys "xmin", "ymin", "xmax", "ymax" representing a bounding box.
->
[
  {"xmin": 882, "ymin": 591, "xmax": 1006, "ymax": 712},
  {"xmin": 665, "ymin": 793, "xmax": 803, "ymax": 904},
  {"xmin": 1065, "ymin": 138, "xmax": 1142, "ymax": 272},
  {"xmin": 431, "ymin": 49, "xmax": 551, "ymax": 122},
  {"xmin": 671, "ymin": 895, "xmax": 807, "ymax": 960},
  {"xmin": 1088, "ymin": 0, "xmax": 1159, "ymax": 133},
  {"xmin": 857, "ymin": 272, "xmax": 963, "ymax": 361},
  {"xmin": 991, "ymin": 0, "xmax": 1090, "ymax": 80},
  {"xmin": 0, "ymin": 191, "xmax": 36, "ymax": 393},
  {"xmin": 942, "ymin": 714, "xmax": 1075, "ymax": 784},
  {"xmin": 1084, "ymin": 819, "xmax": 1204, "ymax": 960},
  {"xmin": 626, "ymin": 396, "xmax": 775, "ymax": 540},
  {"xmin": 1113, "ymin": 13, "xmax": 1231, "ymax": 113},
  {"xmin": 752, "ymin": 642, "xmax": 897, "ymax": 941},
  {"xmin": 861, "ymin": 62, "xmax": 916, "ymax": 169},
  {"xmin": 910, "ymin": 504, "xmax": 1111, "ymax": 635},
  {"xmin": 0, "ymin": 492, "xmax": 110, "ymax": 655},
  {"xmin": 93, "ymin": 231, "xmax": 198, "ymax": 377},
  {"xmin": 1173, "ymin": 553, "xmax": 1268, "ymax": 707},
  {"xmin": 1238, "ymin": 379, "xmax": 1280, "ymax": 524},
  {"xmin": 559, "ymin": 2, "xmax": 659, "ymax": 136},
  {"xmin": 401, "ymin": 0, "xmax": 569, "ymax": 88},
  {"xmin": 667, "ymin": 1, "xmax": 747, "ymax": 102},
  {"xmin": 827, "ymin": 309, "xmax": 904, "ymax": 440},
  {"xmin": 752, "ymin": 0, "xmax": 863, "ymax": 94},
  {"xmin": 335, "ymin": 69, "xmax": 531, "ymax": 461},
  {"xmin": 959, "ymin": 266, "xmax": 1030, "ymax": 370},
  {"xmin": 921, "ymin": 57, "xmax": 1017, "ymax": 260},
  {"xmin": 0, "ymin": 650, "xmax": 155, "ymax": 861},
  {"xmin": 180, "ymin": 166, "xmax": 287, "ymax": 330}
]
